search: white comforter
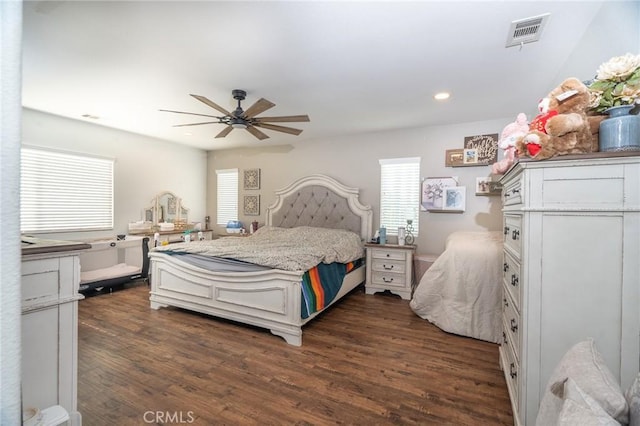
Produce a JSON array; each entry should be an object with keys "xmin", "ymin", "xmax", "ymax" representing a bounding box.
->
[
  {"xmin": 409, "ymin": 231, "xmax": 503, "ymax": 343},
  {"xmin": 152, "ymin": 226, "xmax": 364, "ymax": 272}
]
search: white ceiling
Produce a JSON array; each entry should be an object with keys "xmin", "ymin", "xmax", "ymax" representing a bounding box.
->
[{"xmin": 22, "ymin": 1, "xmax": 608, "ymax": 151}]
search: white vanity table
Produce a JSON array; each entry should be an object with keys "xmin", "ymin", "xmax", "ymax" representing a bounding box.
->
[{"xmin": 130, "ymin": 191, "xmax": 213, "ymax": 245}]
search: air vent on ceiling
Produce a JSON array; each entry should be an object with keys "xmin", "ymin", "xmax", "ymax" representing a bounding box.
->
[{"xmin": 505, "ymin": 13, "xmax": 550, "ymax": 48}]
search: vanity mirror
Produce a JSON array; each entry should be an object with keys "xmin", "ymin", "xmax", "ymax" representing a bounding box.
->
[{"xmin": 143, "ymin": 191, "xmax": 190, "ymax": 229}]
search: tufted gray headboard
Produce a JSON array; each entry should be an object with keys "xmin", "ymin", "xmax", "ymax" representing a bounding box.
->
[{"xmin": 265, "ymin": 175, "xmax": 373, "ymax": 241}]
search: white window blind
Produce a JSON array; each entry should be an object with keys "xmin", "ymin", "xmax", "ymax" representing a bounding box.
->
[
  {"xmin": 216, "ymin": 168, "xmax": 238, "ymax": 225},
  {"xmin": 379, "ymin": 157, "xmax": 420, "ymax": 235},
  {"xmin": 21, "ymin": 147, "xmax": 114, "ymax": 233}
]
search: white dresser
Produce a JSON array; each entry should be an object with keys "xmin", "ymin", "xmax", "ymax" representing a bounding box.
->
[
  {"xmin": 498, "ymin": 153, "xmax": 640, "ymax": 425},
  {"xmin": 22, "ymin": 239, "xmax": 89, "ymax": 425},
  {"xmin": 364, "ymin": 243, "xmax": 415, "ymax": 300}
]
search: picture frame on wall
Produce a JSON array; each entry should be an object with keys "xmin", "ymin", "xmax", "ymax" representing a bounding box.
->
[
  {"xmin": 443, "ymin": 186, "xmax": 466, "ymax": 212},
  {"xmin": 244, "ymin": 168, "xmax": 261, "ymax": 190},
  {"xmin": 421, "ymin": 176, "xmax": 458, "ymax": 211},
  {"xmin": 463, "ymin": 133, "xmax": 499, "ymax": 165},
  {"xmin": 445, "ymin": 149, "xmax": 464, "ymax": 167},
  {"xmin": 243, "ymin": 195, "xmax": 260, "ymax": 216},
  {"xmin": 463, "ymin": 148, "xmax": 478, "ymax": 164},
  {"xmin": 476, "ymin": 177, "xmax": 502, "ymax": 196}
]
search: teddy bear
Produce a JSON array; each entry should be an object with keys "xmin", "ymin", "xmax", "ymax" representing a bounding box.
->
[
  {"xmin": 491, "ymin": 113, "xmax": 529, "ymax": 175},
  {"xmin": 516, "ymin": 77, "xmax": 595, "ymax": 161}
]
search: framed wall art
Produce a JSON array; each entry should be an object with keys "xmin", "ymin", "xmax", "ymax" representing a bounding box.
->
[
  {"xmin": 463, "ymin": 148, "xmax": 478, "ymax": 164},
  {"xmin": 421, "ymin": 176, "xmax": 458, "ymax": 211},
  {"xmin": 243, "ymin": 195, "xmax": 260, "ymax": 216},
  {"xmin": 476, "ymin": 177, "xmax": 503, "ymax": 196},
  {"xmin": 445, "ymin": 149, "xmax": 464, "ymax": 167},
  {"xmin": 244, "ymin": 168, "xmax": 261, "ymax": 190},
  {"xmin": 463, "ymin": 133, "xmax": 499, "ymax": 165},
  {"xmin": 443, "ymin": 186, "xmax": 466, "ymax": 212}
]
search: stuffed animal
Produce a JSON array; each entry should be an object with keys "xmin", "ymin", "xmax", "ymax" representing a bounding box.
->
[
  {"xmin": 516, "ymin": 77, "xmax": 595, "ymax": 160},
  {"xmin": 492, "ymin": 113, "xmax": 529, "ymax": 175}
]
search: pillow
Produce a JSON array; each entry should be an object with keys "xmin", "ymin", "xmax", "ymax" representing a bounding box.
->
[
  {"xmin": 558, "ymin": 378, "xmax": 621, "ymax": 426},
  {"xmin": 535, "ymin": 339, "xmax": 629, "ymax": 425},
  {"xmin": 626, "ymin": 373, "xmax": 640, "ymax": 426}
]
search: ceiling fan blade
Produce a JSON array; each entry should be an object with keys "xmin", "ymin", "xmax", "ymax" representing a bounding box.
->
[
  {"xmin": 173, "ymin": 121, "xmax": 222, "ymax": 127},
  {"xmin": 253, "ymin": 115, "xmax": 310, "ymax": 123},
  {"xmin": 246, "ymin": 125, "xmax": 270, "ymax": 140},
  {"xmin": 215, "ymin": 126, "xmax": 234, "ymax": 138},
  {"xmin": 243, "ymin": 98, "xmax": 276, "ymax": 118},
  {"xmin": 253, "ymin": 122, "xmax": 303, "ymax": 136},
  {"xmin": 159, "ymin": 109, "xmax": 221, "ymax": 119},
  {"xmin": 190, "ymin": 94, "xmax": 231, "ymax": 116}
]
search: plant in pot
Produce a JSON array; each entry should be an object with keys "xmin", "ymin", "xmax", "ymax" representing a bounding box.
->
[{"xmin": 587, "ymin": 53, "xmax": 640, "ymax": 152}]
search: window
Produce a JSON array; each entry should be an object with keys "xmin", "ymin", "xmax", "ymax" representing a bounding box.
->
[
  {"xmin": 21, "ymin": 147, "xmax": 114, "ymax": 233},
  {"xmin": 379, "ymin": 157, "xmax": 420, "ymax": 235},
  {"xmin": 216, "ymin": 168, "xmax": 238, "ymax": 225}
]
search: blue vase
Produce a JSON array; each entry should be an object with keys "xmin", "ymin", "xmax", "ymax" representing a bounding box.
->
[{"xmin": 598, "ymin": 105, "xmax": 640, "ymax": 152}]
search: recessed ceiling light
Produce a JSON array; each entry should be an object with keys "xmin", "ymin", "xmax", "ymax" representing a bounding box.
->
[{"xmin": 434, "ymin": 92, "xmax": 450, "ymax": 101}]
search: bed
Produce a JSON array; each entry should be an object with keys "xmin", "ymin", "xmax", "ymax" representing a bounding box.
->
[
  {"xmin": 409, "ymin": 231, "xmax": 503, "ymax": 343},
  {"xmin": 148, "ymin": 174, "xmax": 373, "ymax": 346}
]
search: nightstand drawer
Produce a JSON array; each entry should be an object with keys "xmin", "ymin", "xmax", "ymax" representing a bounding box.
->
[
  {"xmin": 370, "ymin": 249, "xmax": 406, "ymax": 262},
  {"xmin": 371, "ymin": 271, "xmax": 407, "ymax": 288},
  {"xmin": 371, "ymin": 259, "xmax": 406, "ymax": 274}
]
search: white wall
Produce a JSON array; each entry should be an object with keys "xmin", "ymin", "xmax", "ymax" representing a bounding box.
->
[
  {"xmin": 208, "ymin": 117, "xmax": 510, "ymax": 255},
  {"xmin": 22, "ymin": 108, "xmax": 208, "ymax": 241}
]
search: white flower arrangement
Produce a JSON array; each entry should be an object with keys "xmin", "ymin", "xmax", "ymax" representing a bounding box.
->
[{"xmin": 588, "ymin": 53, "xmax": 640, "ymax": 113}]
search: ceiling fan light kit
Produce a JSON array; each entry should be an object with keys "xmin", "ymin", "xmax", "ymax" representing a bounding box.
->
[{"xmin": 160, "ymin": 89, "xmax": 309, "ymax": 140}]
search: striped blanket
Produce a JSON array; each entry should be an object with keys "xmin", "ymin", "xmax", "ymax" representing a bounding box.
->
[{"xmin": 301, "ymin": 260, "xmax": 360, "ymax": 319}]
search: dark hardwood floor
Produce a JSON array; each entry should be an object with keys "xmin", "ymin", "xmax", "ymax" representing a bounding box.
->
[{"xmin": 78, "ymin": 282, "xmax": 513, "ymax": 425}]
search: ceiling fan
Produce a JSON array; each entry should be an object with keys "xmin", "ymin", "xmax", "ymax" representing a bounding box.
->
[{"xmin": 160, "ymin": 89, "xmax": 310, "ymax": 140}]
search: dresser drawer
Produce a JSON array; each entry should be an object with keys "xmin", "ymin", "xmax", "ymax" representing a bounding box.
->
[
  {"xmin": 503, "ymin": 214, "xmax": 522, "ymax": 258},
  {"xmin": 501, "ymin": 329, "xmax": 520, "ymax": 414},
  {"xmin": 371, "ymin": 248, "xmax": 407, "ymax": 262},
  {"xmin": 372, "ymin": 258, "xmax": 406, "ymax": 274},
  {"xmin": 370, "ymin": 271, "xmax": 407, "ymax": 288},
  {"xmin": 503, "ymin": 175, "xmax": 523, "ymax": 206},
  {"xmin": 502, "ymin": 251, "xmax": 521, "ymax": 310},
  {"xmin": 503, "ymin": 287, "xmax": 520, "ymax": 362}
]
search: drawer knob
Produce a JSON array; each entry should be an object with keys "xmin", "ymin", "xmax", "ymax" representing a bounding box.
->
[
  {"xmin": 503, "ymin": 331, "xmax": 508, "ymax": 345},
  {"xmin": 510, "ymin": 363, "xmax": 517, "ymax": 379},
  {"xmin": 386, "ymin": 254, "xmax": 390, "ymax": 257},
  {"xmin": 511, "ymin": 229, "xmax": 520, "ymax": 240},
  {"xmin": 503, "ymin": 297, "xmax": 508, "ymax": 307},
  {"xmin": 383, "ymin": 264, "xmax": 394, "ymax": 270},
  {"xmin": 382, "ymin": 277, "xmax": 394, "ymax": 283},
  {"xmin": 510, "ymin": 274, "xmax": 518, "ymax": 287},
  {"xmin": 503, "ymin": 226, "xmax": 510, "ymax": 235},
  {"xmin": 510, "ymin": 318, "xmax": 518, "ymax": 333},
  {"xmin": 512, "ymin": 189, "xmax": 520, "ymax": 194},
  {"xmin": 503, "ymin": 262, "xmax": 509, "ymax": 272}
]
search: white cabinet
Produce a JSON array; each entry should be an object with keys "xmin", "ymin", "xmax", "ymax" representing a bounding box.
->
[
  {"xmin": 22, "ymin": 245, "xmax": 88, "ymax": 425},
  {"xmin": 498, "ymin": 154, "xmax": 640, "ymax": 426},
  {"xmin": 364, "ymin": 243, "xmax": 415, "ymax": 300}
]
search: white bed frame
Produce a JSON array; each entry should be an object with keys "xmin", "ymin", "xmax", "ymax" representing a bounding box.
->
[{"xmin": 149, "ymin": 174, "xmax": 373, "ymax": 346}]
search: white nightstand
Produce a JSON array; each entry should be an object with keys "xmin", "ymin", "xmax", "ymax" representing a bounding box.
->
[{"xmin": 364, "ymin": 243, "xmax": 415, "ymax": 300}]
